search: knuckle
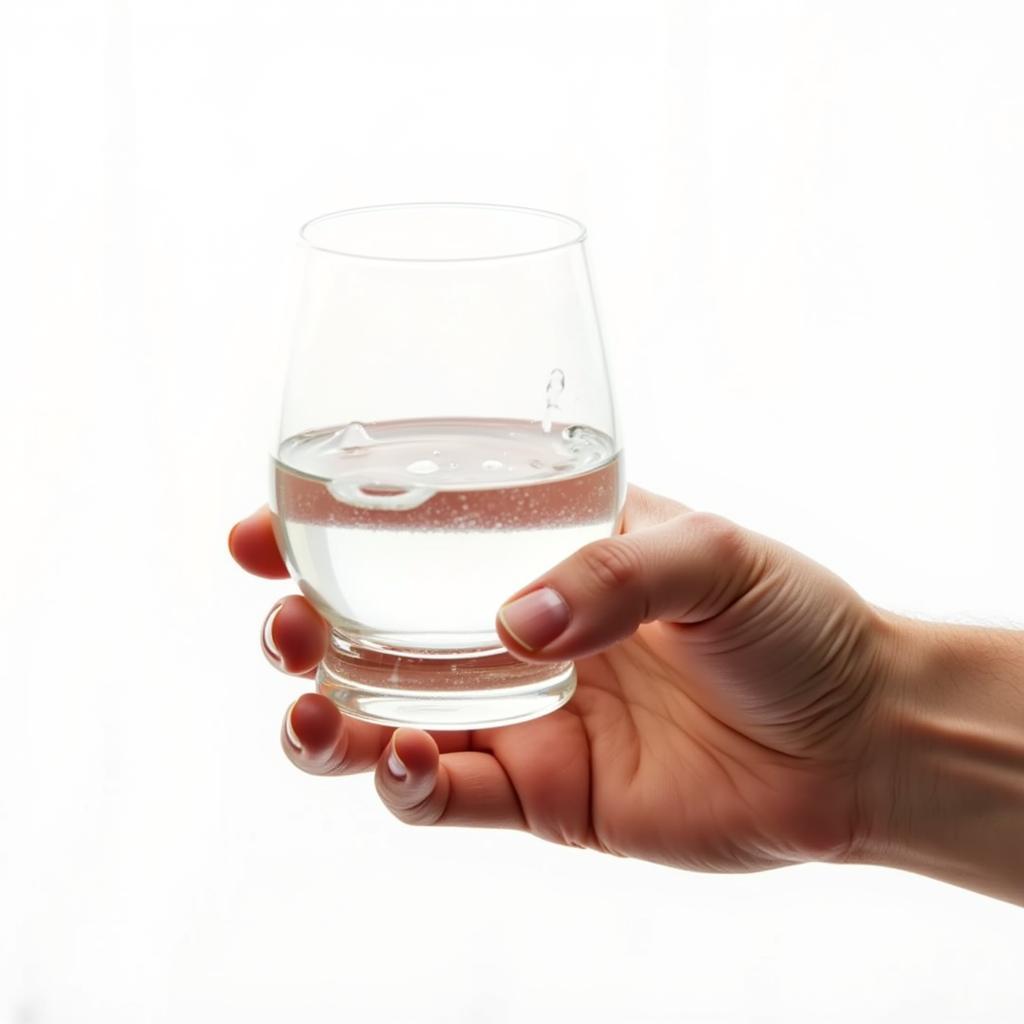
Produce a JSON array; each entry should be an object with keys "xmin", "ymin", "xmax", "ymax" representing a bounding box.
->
[
  {"xmin": 391, "ymin": 797, "xmax": 440, "ymax": 827},
  {"xmin": 284, "ymin": 746, "xmax": 334, "ymax": 777},
  {"xmin": 392, "ymin": 804, "xmax": 436, "ymax": 827},
  {"xmin": 683, "ymin": 511, "xmax": 747, "ymax": 563},
  {"xmin": 376, "ymin": 777, "xmax": 443, "ymax": 827},
  {"xmin": 577, "ymin": 539, "xmax": 644, "ymax": 593}
]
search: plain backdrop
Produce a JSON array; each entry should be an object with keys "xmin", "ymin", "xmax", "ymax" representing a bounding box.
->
[{"xmin": 2, "ymin": 1, "xmax": 1023, "ymax": 1021}]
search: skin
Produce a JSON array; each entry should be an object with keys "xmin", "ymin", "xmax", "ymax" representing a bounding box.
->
[{"xmin": 229, "ymin": 486, "xmax": 1024, "ymax": 904}]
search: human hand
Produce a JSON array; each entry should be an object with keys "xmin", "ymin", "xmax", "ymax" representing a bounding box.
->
[{"xmin": 229, "ymin": 485, "xmax": 901, "ymax": 873}]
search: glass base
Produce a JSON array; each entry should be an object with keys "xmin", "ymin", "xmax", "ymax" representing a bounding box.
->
[{"xmin": 316, "ymin": 632, "xmax": 576, "ymax": 730}]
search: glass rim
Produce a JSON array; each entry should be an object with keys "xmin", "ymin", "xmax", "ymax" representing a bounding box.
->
[{"xmin": 298, "ymin": 202, "xmax": 588, "ymax": 264}]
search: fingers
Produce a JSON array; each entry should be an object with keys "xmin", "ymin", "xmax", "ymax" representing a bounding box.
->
[
  {"xmin": 281, "ymin": 693, "xmax": 395, "ymax": 775},
  {"xmin": 496, "ymin": 510, "xmax": 769, "ymax": 662},
  {"xmin": 232, "ymin": 506, "xmax": 326, "ymax": 676},
  {"xmin": 281, "ymin": 694, "xmax": 472, "ymax": 777},
  {"xmin": 374, "ymin": 729, "xmax": 527, "ymax": 830},
  {"xmin": 229, "ymin": 506, "xmax": 289, "ymax": 579},
  {"xmin": 284, "ymin": 707, "xmax": 534, "ymax": 831},
  {"xmin": 262, "ymin": 595, "xmax": 329, "ymax": 675}
]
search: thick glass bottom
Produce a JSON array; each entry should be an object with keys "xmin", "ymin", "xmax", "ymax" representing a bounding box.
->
[{"xmin": 316, "ymin": 631, "xmax": 576, "ymax": 730}]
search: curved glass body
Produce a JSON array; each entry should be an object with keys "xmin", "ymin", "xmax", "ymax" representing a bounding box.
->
[{"xmin": 271, "ymin": 204, "xmax": 624, "ymax": 729}]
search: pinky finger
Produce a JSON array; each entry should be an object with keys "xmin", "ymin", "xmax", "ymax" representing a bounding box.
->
[{"xmin": 374, "ymin": 729, "xmax": 527, "ymax": 831}]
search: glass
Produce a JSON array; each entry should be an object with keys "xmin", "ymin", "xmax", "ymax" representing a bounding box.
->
[{"xmin": 271, "ymin": 203, "xmax": 624, "ymax": 729}]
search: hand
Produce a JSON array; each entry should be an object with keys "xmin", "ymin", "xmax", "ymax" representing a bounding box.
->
[{"xmin": 229, "ymin": 485, "xmax": 898, "ymax": 873}]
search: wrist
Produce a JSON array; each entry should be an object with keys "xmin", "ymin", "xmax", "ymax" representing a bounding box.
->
[{"xmin": 850, "ymin": 615, "xmax": 1024, "ymax": 904}]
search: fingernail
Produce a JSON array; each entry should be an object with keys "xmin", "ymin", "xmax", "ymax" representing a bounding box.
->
[
  {"xmin": 285, "ymin": 700, "xmax": 302, "ymax": 752},
  {"xmin": 387, "ymin": 738, "xmax": 407, "ymax": 780},
  {"xmin": 498, "ymin": 587, "xmax": 571, "ymax": 651},
  {"xmin": 262, "ymin": 601, "xmax": 285, "ymax": 666}
]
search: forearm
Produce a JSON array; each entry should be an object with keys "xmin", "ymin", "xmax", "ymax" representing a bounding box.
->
[{"xmin": 853, "ymin": 617, "xmax": 1024, "ymax": 905}]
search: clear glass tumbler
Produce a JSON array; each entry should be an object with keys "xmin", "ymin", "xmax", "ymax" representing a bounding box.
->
[{"xmin": 271, "ymin": 203, "xmax": 624, "ymax": 729}]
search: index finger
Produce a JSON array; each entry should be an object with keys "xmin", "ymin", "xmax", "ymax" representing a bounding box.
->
[{"xmin": 228, "ymin": 506, "xmax": 290, "ymax": 579}]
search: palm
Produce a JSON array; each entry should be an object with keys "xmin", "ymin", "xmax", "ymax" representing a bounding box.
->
[{"xmin": 482, "ymin": 616, "xmax": 868, "ymax": 873}]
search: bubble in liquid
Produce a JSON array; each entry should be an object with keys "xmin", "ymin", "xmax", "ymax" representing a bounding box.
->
[
  {"xmin": 482, "ymin": 459, "xmax": 503, "ymax": 471},
  {"xmin": 560, "ymin": 424, "xmax": 607, "ymax": 467},
  {"xmin": 407, "ymin": 458, "xmax": 439, "ymax": 475},
  {"xmin": 310, "ymin": 421, "xmax": 373, "ymax": 456},
  {"xmin": 327, "ymin": 480, "xmax": 435, "ymax": 510},
  {"xmin": 337, "ymin": 422, "xmax": 372, "ymax": 449}
]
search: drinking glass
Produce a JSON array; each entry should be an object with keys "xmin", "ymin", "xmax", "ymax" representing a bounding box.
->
[{"xmin": 271, "ymin": 203, "xmax": 624, "ymax": 729}]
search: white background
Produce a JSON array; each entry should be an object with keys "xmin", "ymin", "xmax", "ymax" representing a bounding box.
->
[{"xmin": 2, "ymin": 1, "xmax": 1023, "ymax": 1021}]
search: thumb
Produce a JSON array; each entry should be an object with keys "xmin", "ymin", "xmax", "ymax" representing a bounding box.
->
[{"xmin": 495, "ymin": 511, "xmax": 768, "ymax": 662}]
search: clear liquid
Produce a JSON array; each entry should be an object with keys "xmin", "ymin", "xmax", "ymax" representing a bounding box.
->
[{"xmin": 272, "ymin": 417, "xmax": 624, "ymax": 653}]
